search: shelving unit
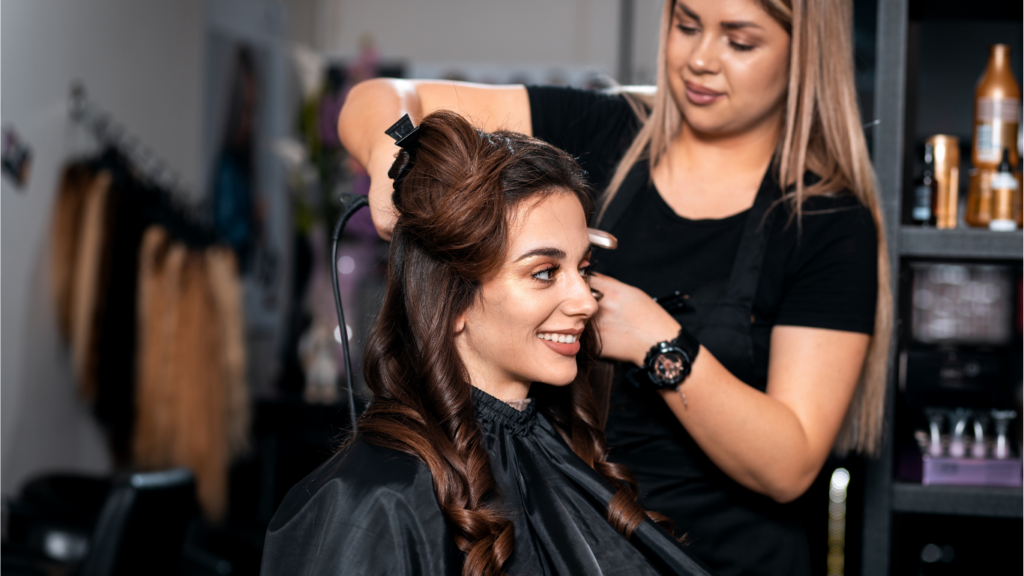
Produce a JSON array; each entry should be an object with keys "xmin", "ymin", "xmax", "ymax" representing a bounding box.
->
[
  {"xmin": 900, "ymin": 227, "xmax": 1023, "ymax": 259},
  {"xmin": 891, "ymin": 482, "xmax": 1022, "ymax": 518},
  {"xmin": 862, "ymin": 2, "xmax": 1022, "ymax": 574}
]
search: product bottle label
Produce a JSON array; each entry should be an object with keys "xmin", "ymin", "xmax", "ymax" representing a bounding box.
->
[
  {"xmin": 975, "ymin": 97, "xmax": 1022, "ymax": 162},
  {"xmin": 912, "ymin": 184, "xmax": 932, "ymax": 222}
]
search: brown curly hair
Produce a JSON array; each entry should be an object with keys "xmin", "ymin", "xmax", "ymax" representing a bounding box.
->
[{"xmin": 357, "ymin": 110, "xmax": 673, "ymax": 576}]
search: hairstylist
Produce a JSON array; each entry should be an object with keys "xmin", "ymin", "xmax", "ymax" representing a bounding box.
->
[{"xmin": 338, "ymin": 1, "xmax": 891, "ymax": 574}]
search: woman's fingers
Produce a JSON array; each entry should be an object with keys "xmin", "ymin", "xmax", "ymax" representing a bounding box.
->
[{"xmin": 588, "ymin": 273, "xmax": 681, "ymax": 365}]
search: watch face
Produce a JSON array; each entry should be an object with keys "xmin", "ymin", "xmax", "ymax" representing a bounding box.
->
[{"xmin": 652, "ymin": 351, "xmax": 687, "ymax": 385}]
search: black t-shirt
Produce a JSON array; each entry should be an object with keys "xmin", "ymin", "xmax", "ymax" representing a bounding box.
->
[
  {"xmin": 528, "ymin": 85, "xmax": 878, "ymax": 576},
  {"xmin": 528, "ymin": 86, "xmax": 877, "ymax": 351}
]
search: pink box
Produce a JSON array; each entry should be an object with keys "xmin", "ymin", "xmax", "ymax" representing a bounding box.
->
[{"xmin": 922, "ymin": 454, "xmax": 1023, "ymax": 487}]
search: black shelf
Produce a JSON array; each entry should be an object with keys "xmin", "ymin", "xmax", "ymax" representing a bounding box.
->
[
  {"xmin": 899, "ymin": 226, "xmax": 1023, "ymax": 259},
  {"xmin": 909, "ymin": 0, "xmax": 1022, "ymax": 21},
  {"xmin": 891, "ymin": 482, "xmax": 1023, "ymax": 518}
]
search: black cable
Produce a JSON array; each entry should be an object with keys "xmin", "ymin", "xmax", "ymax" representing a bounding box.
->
[{"xmin": 330, "ymin": 193, "xmax": 370, "ymax": 435}]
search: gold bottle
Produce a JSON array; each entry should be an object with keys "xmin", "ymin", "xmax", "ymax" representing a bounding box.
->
[
  {"xmin": 967, "ymin": 45, "xmax": 1021, "ymax": 228},
  {"xmin": 1017, "ymin": 125, "xmax": 1022, "ymax": 226},
  {"xmin": 930, "ymin": 135, "xmax": 961, "ymax": 229},
  {"xmin": 972, "ymin": 44, "xmax": 1020, "ymax": 170},
  {"xmin": 1015, "ymin": 166, "xmax": 1022, "ymax": 226},
  {"xmin": 966, "ymin": 169, "xmax": 995, "ymax": 227}
]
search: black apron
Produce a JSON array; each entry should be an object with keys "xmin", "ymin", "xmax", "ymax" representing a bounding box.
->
[{"xmin": 595, "ymin": 164, "xmax": 812, "ymax": 576}]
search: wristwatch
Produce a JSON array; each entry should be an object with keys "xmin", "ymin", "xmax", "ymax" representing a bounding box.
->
[{"xmin": 627, "ymin": 328, "xmax": 700, "ymax": 390}]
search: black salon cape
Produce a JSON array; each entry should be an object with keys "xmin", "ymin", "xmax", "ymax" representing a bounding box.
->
[{"xmin": 261, "ymin": 388, "xmax": 711, "ymax": 576}]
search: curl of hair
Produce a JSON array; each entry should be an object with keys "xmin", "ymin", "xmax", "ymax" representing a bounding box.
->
[{"xmin": 356, "ymin": 110, "xmax": 674, "ymax": 576}]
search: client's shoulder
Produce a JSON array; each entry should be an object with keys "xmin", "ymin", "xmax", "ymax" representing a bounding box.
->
[{"xmin": 268, "ymin": 437, "xmax": 434, "ymax": 531}]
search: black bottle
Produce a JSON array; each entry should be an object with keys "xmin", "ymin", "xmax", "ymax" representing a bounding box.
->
[{"xmin": 911, "ymin": 142, "xmax": 936, "ymax": 225}]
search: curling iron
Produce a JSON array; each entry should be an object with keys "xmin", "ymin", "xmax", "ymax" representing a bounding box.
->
[{"xmin": 330, "ymin": 193, "xmax": 369, "ymax": 435}]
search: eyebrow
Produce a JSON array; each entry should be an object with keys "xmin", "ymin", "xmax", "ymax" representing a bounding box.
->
[
  {"xmin": 514, "ymin": 247, "xmax": 565, "ymax": 263},
  {"xmin": 675, "ymin": 2, "xmax": 765, "ymax": 31},
  {"xmin": 676, "ymin": 2, "xmax": 700, "ymax": 23},
  {"xmin": 513, "ymin": 245, "xmax": 592, "ymax": 263}
]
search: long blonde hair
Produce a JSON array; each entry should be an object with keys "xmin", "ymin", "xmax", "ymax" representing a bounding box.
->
[{"xmin": 602, "ymin": 0, "xmax": 891, "ymax": 455}]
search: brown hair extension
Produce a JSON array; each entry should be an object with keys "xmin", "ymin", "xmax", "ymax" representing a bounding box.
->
[
  {"xmin": 50, "ymin": 163, "xmax": 92, "ymax": 342},
  {"xmin": 356, "ymin": 110, "xmax": 673, "ymax": 576},
  {"xmin": 70, "ymin": 170, "xmax": 114, "ymax": 401},
  {"xmin": 207, "ymin": 247, "xmax": 250, "ymax": 460},
  {"xmin": 134, "ymin": 230, "xmax": 243, "ymax": 522},
  {"xmin": 175, "ymin": 251, "xmax": 229, "ymax": 522},
  {"xmin": 134, "ymin": 227, "xmax": 180, "ymax": 469}
]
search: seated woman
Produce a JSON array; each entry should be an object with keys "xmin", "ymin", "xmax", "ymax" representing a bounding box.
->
[{"xmin": 261, "ymin": 111, "xmax": 710, "ymax": 576}]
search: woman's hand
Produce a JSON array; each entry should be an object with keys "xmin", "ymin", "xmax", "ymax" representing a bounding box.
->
[
  {"xmin": 338, "ymin": 79, "xmax": 531, "ymax": 240},
  {"xmin": 589, "ymin": 273, "xmax": 681, "ymax": 366}
]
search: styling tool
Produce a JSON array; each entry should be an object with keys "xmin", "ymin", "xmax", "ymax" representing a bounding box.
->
[
  {"xmin": 330, "ymin": 193, "xmax": 369, "ymax": 435},
  {"xmin": 588, "ymin": 228, "xmax": 618, "ymax": 250}
]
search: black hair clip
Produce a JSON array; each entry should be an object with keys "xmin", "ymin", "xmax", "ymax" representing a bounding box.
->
[
  {"xmin": 385, "ymin": 114, "xmax": 421, "ymax": 150},
  {"xmin": 653, "ymin": 290, "xmax": 689, "ymax": 314}
]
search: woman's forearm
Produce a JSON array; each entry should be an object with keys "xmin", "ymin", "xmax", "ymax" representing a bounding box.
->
[
  {"xmin": 658, "ymin": 327, "xmax": 867, "ymax": 503},
  {"xmin": 338, "ymin": 80, "xmax": 531, "ymax": 239},
  {"xmin": 660, "ymin": 349, "xmax": 818, "ymax": 502},
  {"xmin": 338, "ymin": 79, "xmax": 423, "ymax": 238},
  {"xmin": 591, "ymin": 275, "xmax": 865, "ymax": 503}
]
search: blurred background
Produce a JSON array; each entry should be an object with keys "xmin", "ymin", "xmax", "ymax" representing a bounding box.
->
[{"xmin": 1, "ymin": 1, "xmax": 1021, "ymax": 575}]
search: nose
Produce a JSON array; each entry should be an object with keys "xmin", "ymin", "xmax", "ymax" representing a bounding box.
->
[
  {"xmin": 563, "ymin": 272, "xmax": 599, "ymax": 320},
  {"xmin": 688, "ymin": 33, "xmax": 720, "ymax": 75}
]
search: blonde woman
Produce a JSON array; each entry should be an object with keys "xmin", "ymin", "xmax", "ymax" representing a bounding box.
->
[{"xmin": 338, "ymin": 1, "xmax": 891, "ymax": 574}]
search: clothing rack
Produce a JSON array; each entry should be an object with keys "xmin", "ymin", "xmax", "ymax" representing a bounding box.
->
[{"xmin": 68, "ymin": 82, "xmax": 212, "ymax": 230}]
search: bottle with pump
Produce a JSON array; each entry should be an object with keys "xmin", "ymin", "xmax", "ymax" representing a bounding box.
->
[
  {"xmin": 973, "ymin": 44, "xmax": 1020, "ymax": 170},
  {"xmin": 990, "ymin": 149, "xmax": 1018, "ymax": 231},
  {"xmin": 967, "ymin": 44, "xmax": 1021, "ymax": 227},
  {"xmin": 911, "ymin": 142, "xmax": 935, "ymax": 225}
]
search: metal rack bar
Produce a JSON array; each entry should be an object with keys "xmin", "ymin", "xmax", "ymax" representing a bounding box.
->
[
  {"xmin": 68, "ymin": 82, "xmax": 207, "ymax": 224},
  {"xmin": 862, "ymin": 1, "xmax": 910, "ymax": 574},
  {"xmin": 891, "ymin": 482, "xmax": 1023, "ymax": 518}
]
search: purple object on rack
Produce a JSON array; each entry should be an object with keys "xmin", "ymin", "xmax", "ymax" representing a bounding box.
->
[{"xmin": 922, "ymin": 454, "xmax": 1022, "ymax": 487}]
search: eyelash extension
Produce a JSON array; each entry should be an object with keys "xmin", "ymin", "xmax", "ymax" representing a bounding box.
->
[
  {"xmin": 580, "ymin": 261, "xmax": 597, "ymax": 277},
  {"xmin": 730, "ymin": 41, "xmax": 755, "ymax": 52}
]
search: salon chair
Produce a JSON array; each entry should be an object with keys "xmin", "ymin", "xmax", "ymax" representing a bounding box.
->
[
  {"xmin": 3, "ymin": 468, "xmax": 199, "ymax": 576},
  {"xmin": 80, "ymin": 468, "xmax": 197, "ymax": 576}
]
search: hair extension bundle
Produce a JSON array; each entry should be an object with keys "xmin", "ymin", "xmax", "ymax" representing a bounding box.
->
[
  {"xmin": 207, "ymin": 247, "xmax": 249, "ymax": 460},
  {"xmin": 134, "ymin": 227, "xmax": 181, "ymax": 469},
  {"xmin": 50, "ymin": 163, "xmax": 93, "ymax": 342},
  {"xmin": 175, "ymin": 251, "xmax": 229, "ymax": 521},
  {"xmin": 133, "ymin": 225, "xmax": 248, "ymax": 522},
  {"xmin": 70, "ymin": 171, "xmax": 114, "ymax": 401}
]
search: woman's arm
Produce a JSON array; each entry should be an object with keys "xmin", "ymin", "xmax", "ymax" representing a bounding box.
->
[
  {"xmin": 337, "ymin": 79, "xmax": 531, "ymax": 239},
  {"xmin": 590, "ymin": 273, "xmax": 869, "ymax": 503}
]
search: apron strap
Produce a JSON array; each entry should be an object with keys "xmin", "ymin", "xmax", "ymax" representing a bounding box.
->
[
  {"xmin": 721, "ymin": 171, "xmax": 781, "ymax": 312},
  {"xmin": 594, "ymin": 162, "xmax": 648, "ymax": 231},
  {"xmin": 596, "ymin": 160, "xmax": 780, "ymax": 319}
]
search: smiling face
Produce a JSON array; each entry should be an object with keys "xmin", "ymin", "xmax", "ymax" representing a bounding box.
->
[
  {"xmin": 666, "ymin": 0, "xmax": 791, "ymax": 138},
  {"xmin": 454, "ymin": 191, "xmax": 597, "ymax": 400}
]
